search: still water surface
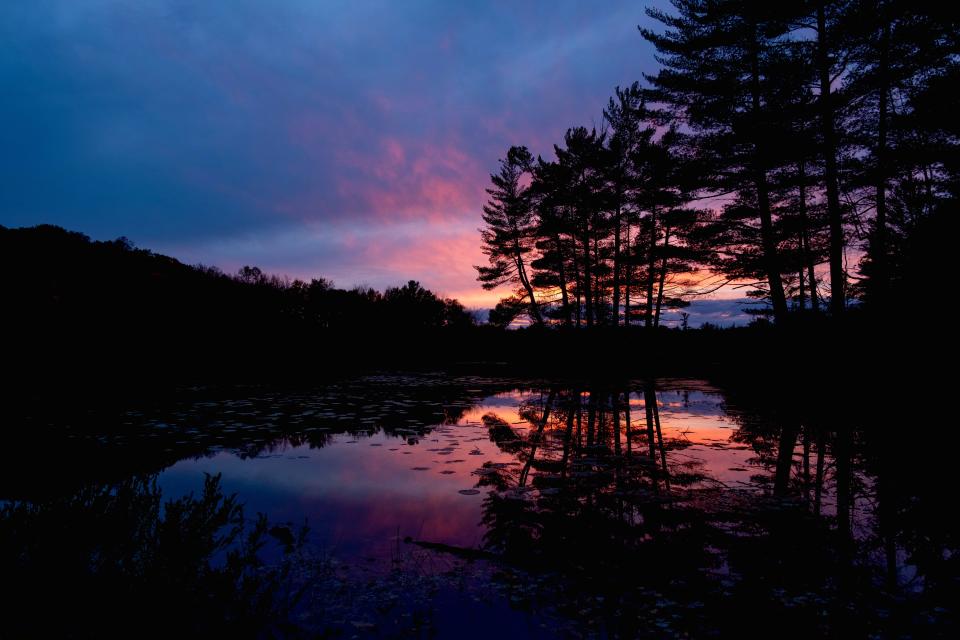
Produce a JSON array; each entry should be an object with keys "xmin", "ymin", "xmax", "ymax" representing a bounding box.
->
[
  {"xmin": 3, "ymin": 373, "xmax": 955, "ymax": 637},
  {"xmin": 161, "ymin": 381, "xmax": 778, "ymax": 560}
]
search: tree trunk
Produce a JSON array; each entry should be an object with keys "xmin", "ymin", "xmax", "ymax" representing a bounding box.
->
[
  {"xmin": 613, "ymin": 199, "xmax": 623, "ymax": 326},
  {"xmin": 515, "ymin": 252, "xmax": 543, "ymax": 325},
  {"xmin": 581, "ymin": 225, "xmax": 594, "ymax": 327},
  {"xmin": 554, "ymin": 232, "xmax": 572, "ymax": 326},
  {"xmin": 749, "ymin": 30, "xmax": 789, "ymax": 322},
  {"xmin": 817, "ymin": 3, "xmax": 846, "ymax": 315},
  {"xmin": 798, "ymin": 161, "xmax": 819, "ymax": 312},
  {"xmin": 571, "ymin": 251, "xmax": 582, "ymax": 327},
  {"xmin": 624, "ymin": 220, "xmax": 632, "ymax": 325},
  {"xmin": 593, "ymin": 235, "xmax": 603, "ymax": 325},
  {"xmin": 798, "ymin": 268, "xmax": 806, "ymax": 311},
  {"xmin": 872, "ymin": 9, "xmax": 891, "ymax": 302},
  {"xmin": 644, "ymin": 209, "xmax": 658, "ymax": 328},
  {"xmin": 654, "ymin": 224, "xmax": 672, "ymax": 327},
  {"xmin": 756, "ymin": 171, "xmax": 789, "ymax": 322}
]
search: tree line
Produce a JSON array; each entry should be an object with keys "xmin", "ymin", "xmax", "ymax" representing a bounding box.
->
[
  {"xmin": 477, "ymin": 0, "xmax": 958, "ymax": 327},
  {"xmin": 0, "ymin": 224, "xmax": 475, "ymax": 334}
]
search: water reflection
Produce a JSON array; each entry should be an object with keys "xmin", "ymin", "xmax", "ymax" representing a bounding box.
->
[
  {"xmin": 1, "ymin": 374, "xmax": 956, "ymax": 637},
  {"xmin": 466, "ymin": 380, "xmax": 957, "ymax": 637}
]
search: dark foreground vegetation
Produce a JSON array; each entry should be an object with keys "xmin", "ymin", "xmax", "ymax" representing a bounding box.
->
[{"xmin": 1, "ymin": 472, "xmax": 312, "ymax": 637}]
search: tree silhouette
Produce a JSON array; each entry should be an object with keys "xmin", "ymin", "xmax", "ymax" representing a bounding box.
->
[
  {"xmin": 476, "ymin": 146, "xmax": 544, "ymax": 325},
  {"xmin": 640, "ymin": 0, "xmax": 794, "ymax": 322}
]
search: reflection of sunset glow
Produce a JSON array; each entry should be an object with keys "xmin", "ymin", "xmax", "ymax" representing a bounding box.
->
[{"xmin": 158, "ymin": 382, "xmax": 826, "ymax": 561}]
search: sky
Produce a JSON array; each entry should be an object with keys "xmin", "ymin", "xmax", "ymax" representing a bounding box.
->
[{"xmin": 0, "ymin": 0, "xmax": 753, "ymax": 325}]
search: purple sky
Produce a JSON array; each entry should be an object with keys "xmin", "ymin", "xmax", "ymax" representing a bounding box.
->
[{"xmin": 0, "ymin": 0, "xmax": 752, "ymax": 324}]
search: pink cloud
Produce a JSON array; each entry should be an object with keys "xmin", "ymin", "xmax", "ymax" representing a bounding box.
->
[{"xmin": 331, "ymin": 137, "xmax": 488, "ymax": 222}]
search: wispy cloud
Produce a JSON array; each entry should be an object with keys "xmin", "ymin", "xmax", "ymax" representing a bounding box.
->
[{"xmin": 1, "ymin": 0, "xmax": 669, "ymax": 300}]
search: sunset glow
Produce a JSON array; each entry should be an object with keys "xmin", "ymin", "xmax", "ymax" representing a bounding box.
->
[{"xmin": 3, "ymin": 0, "xmax": 751, "ymax": 316}]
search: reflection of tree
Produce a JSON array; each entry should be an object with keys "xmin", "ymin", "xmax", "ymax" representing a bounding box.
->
[
  {"xmin": 719, "ymin": 378, "xmax": 959, "ymax": 636},
  {"xmin": 475, "ymin": 384, "xmax": 722, "ymax": 636},
  {"xmin": 0, "ymin": 473, "xmax": 309, "ymax": 637},
  {"xmin": 5, "ymin": 375, "xmax": 507, "ymax": 498},
  {"xmin": 472, "ymin": 380, "xmax": 959, "ymax": 637}
]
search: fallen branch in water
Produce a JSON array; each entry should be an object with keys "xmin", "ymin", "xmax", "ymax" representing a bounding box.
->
[{"xmin": 404, "ymin": 537, "xmax": 500, "ymax": 562}]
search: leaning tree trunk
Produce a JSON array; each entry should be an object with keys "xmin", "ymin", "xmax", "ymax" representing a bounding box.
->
[
  {"xmin": 514, "ymin": 245, "xmax": 543, "ymax": 325},
  {"xmin": 653, "ymin": 224, "xmax": 672, "ymax": 327}
]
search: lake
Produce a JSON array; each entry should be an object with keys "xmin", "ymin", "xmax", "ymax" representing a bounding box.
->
[{"xmin": 2, "ymin": 373, "xmax": 954, "ymax": 637}]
